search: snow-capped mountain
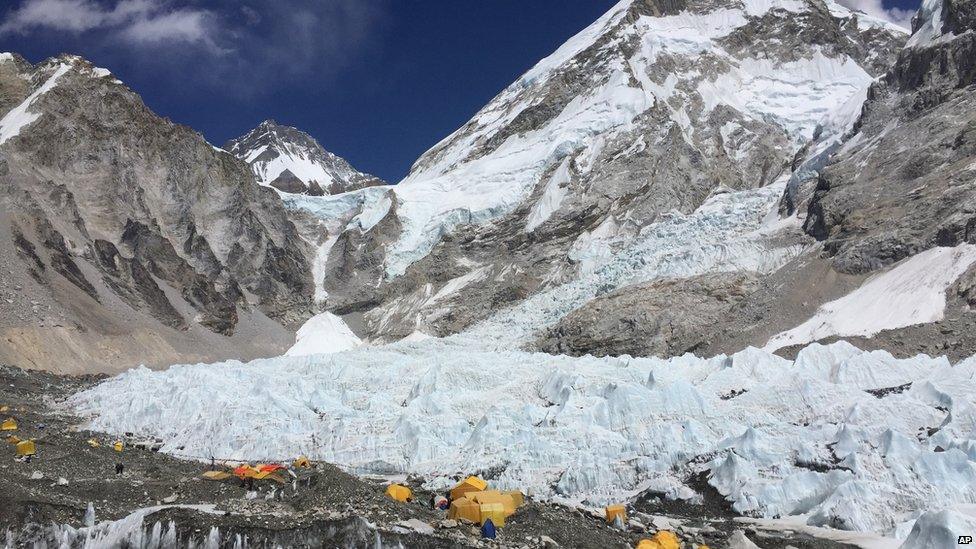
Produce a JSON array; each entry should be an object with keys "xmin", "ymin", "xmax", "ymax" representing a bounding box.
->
[
  {"xmin": 306, "ymin": 0, "xmax": 908, "ymax": 345},
  {"xmin": 9, "ymin": 0, "xmax": 976, "ymax": 545},
  {"xmin": 225, "ymin": 120, "xmax": 386, "ymax": 196}
]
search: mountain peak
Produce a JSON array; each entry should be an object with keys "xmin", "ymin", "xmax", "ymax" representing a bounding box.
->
[{"xmin": 225, "ymin": 121, "xmax": 386, "ymax": 196}]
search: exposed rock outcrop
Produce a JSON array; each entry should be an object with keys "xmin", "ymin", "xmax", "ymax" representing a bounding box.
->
[
  {"xmin": 804, "ymin": 0, "xmax": 976, "ymax": 273},
  {"xmin": 535, "ymin": 272, "xmax": 760, "ymax": 357},
  {"xmin": 313, "ymin": 0, "xmax": 907, "ymax": 345}
]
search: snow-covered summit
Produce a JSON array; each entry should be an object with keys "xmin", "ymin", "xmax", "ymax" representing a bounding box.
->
[
  {"xmin": 368, "ymin": 0, "xmax": 907, "ymax": 277},
  {"xmin": 225, "ymin": 120, "xmax": 386, "ymax": 196},
  {"xmin": 303, "ymin": 0, "xmax": 907, "ymax": 344}
]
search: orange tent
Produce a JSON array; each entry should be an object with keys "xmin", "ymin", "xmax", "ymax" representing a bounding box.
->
[
  {"xmin": 606, "ymin": 504, "xmax": 627, "ymax": 524},
  {"xmin": 385, "ymin": 484, "xmax": 413, "ymax": 502},
  {"xmin": 233, "ymin": 465, "xmax": 257, "ymax": 478}
]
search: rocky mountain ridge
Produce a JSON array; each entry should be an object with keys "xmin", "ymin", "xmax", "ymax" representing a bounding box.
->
[{"xmin": 0, "ymin": 54, "xmax": 314, "ymax": 372}]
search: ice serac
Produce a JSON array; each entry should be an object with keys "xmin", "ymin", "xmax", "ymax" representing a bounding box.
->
[
  {"xmin": 285, "ymin": 311, "xmax": 362, "ymax": 356},
  {"xmin": 314, "ymin": 0, "xmax": 906, "ymax": 345},
  {"xmin": 224, "ymin": 120, "xmax": 386, "ymax": 196},
  {"xmin": 0, "ymin": 55, "xmax": 314, "ymax": 373},
  {"xmin": 70, "ymin": 340, "xmax": 976, "ymax": 538}
]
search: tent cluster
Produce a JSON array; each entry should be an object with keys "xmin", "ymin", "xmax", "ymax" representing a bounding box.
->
[
  {"xmin": 381, "ymin": 475, "xmax": 525, "ymax": 539},
  {"xmin": 228, "ymin": 463, "xmax": 287, "ymax": 484},
  {"xmin": 2, "ymin": 415, "xmax": 36, "ymax": 458},
  {"xmin": 604, "ymin": 504, "xmax": 705, "ymax": 549},
  {"xmin": 200, "ymin": 458, "xmax": 313, "ymax": 485},
  {"xmin": 446, "ymin": 476, "xmax": 524, "ymax": 529}
]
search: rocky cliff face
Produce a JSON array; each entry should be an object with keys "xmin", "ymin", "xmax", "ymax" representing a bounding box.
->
[
  {"xmin": 308, "ymin": 0, "xmax": 907, "ymax": 344},
  {"xmin": 0, "ymin": 54, "xmax": 314, "ymax": 372},
  {"xmin": 803, "ymin": 0, "xmax": 976, "ymax": 274},
  {"xmin": 225, "ymin": 120, "xmax": 386, "ymax": 196}
]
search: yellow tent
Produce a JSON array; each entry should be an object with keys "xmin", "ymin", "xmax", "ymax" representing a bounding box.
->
[
  {"xmin": 449, "ymin": 475, "xmax": 488, "ymax": 500},
  {"xmin": 479, "ymin": 502, "xmax": 506, "ymax": 527},
  {"xmin": 7, "ymin": 434, "xmax": 21, "ymax": 444},
  {"xmin": 0, "ymin": 405, "xmax": 8, "ymax": 412},
  {"xmin": 448, "ymin": 497, "xmax": 481, "ymax": 524},
  {"xmin": 385, "ymin": 484, "xmax": 412, "ymax": 502},
  {"xmin": 87, "ymin": 438, "xmax": 100, "ymax": 448},
  {"xmin": 505, "ymin": 490, "xmax": 525, "ymax": 508},
  {"xmin": 650, "ymin": 531, "xmax": 680, "ymax": 549},
  {"xmin": 635, "ymin": 532, "xmax": 682, "ymax": 549},
  {"xmin": 293, "ymin": 456, "xmax": 311, "ymax": 468},
  {"xmin": 467, "ymin": 490, "xmax": 519, "ymax": 516},
  {"xmin": 113, "ymin": 441, "xmax": 124, "ymax": 452},
  {"xmin": 1, "ymin": 418, "xmax": 17, "ymax": 431},
  {"xmin": 202, "ymin": 471, "xmax": 233, "ymax": 481},
  {"xmin": 16, "ymin": 439, "xmax": 36, "ymax": 456},
  {"xmin": 606, "ymin": 504, "xmax": 627, "ymax": 524}
]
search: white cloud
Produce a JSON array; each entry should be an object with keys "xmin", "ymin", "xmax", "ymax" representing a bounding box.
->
[
  {"xmin": 0, "ymin": 0, "xmax": 217, "ymax": 49},
  {"xmin": 0, "ymin": 0, "xmax": 387, "ymax": 94},
  {"xmin": 118, "ymin": 9, "xmax": 216, "ymax": 49},
  {"xmin": 837, "ymin": 0, "xmax": 916, "ymax": 29}
]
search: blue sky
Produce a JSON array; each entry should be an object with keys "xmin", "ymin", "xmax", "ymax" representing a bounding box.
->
[{"xmin": 0, "ymin": 0, "xmax": 921, "ymax": 182}]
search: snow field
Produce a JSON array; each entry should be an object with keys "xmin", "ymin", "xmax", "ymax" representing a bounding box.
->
[
  {"xmin": 766, "ymin": 244, "xmax": 976, "ymax": 351},
  {"xmin": 70, "ymin": 340, "xmax": 976, "ymax": 539}
]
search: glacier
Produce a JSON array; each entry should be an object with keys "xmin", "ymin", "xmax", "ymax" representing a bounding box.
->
[
  {"xmin": 69, "ymin": 339, "xmax": 976, "ymax": 539},
  {"xmin": 459, "ymin": 178, "xmax": 804, "ymax": 348}
]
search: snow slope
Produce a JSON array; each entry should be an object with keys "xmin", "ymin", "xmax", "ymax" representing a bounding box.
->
[
  {"xmin": 280, "ymin": 186, "xmax": 392, "ymax": 303},
  {"xmin": 70, "ymin": 340, "xmax": 976, "ymax": 537},
  {"xmin": 0, "ymin": 62, "xmax": 70, "ymax": 145},
  {"xmin": 765, "ymin": 244, "xmax": 976, "ymax": 351}
]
